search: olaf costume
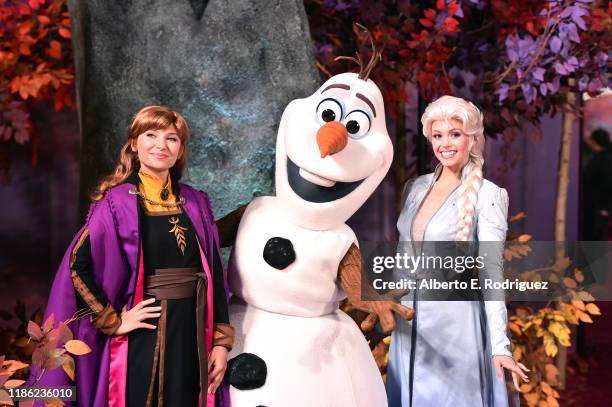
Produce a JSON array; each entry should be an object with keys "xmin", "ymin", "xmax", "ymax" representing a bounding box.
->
[{"xmin": 227, "ymin": 72, "xmax": 395, "ymax": 407}]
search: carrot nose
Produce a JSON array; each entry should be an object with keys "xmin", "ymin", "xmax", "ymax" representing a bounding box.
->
[{"xmin": 316, "ymin": 121, "xmax": 348, "ymax": 158}]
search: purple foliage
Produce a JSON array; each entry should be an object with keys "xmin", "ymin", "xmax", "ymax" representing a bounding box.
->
[{"xmin": 495, "ymin": 0, "xmax": 607, "ymax": 105}]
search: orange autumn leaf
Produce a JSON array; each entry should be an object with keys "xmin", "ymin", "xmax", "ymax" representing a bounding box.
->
[
  {"xmin": 562, "ymin": 277, "xmax": 577, "ymax": 289},
  {"xmin": 585, "ymin": 303, "xmax": 601, "ymax": 315},
  {"xmin": 44, "ymin": 399, "xmax": 63, "ymax": 407},
  {"xmin": 64, "ymin": 339, "xmax": 91, "ymax": 355},
  {"xmin": 517, "ymin": 234, "xmax": 532, "ymax": 242},
  {"xmin": 571, "ymin": 300, "xmax": 585, "ymax": 311},
  {"xmin": 509, "ymin": 212, "xmax": 527, "ymax": 222},
  {"xmin": 4, "ymin": 379, "xmax": 26, "ymax": 388},
  {"xmin": 62, "ymin": 354, "xmax": 75, "ymax": 381},
  {"xmin": 0, "ymin": 389, "xmax": 15, "ymax": 406},
  {"xmin": 547, "ymin": 395, "xmax": 560, "ymax": 407},
  {"xmin": 576, "ymin": 310, "xmax": 593, "ymax": 324},
  {"xmin": 2, "ymin": 359, "xmax": 29, "ymax": 375}
]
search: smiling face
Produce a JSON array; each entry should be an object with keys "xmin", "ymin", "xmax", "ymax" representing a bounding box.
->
[
  {"xmin": 430, "ymin": 119, "xmax": 471, "ymax": 174},
  {"xmin": 275, "ymin": 72, "xmax": 393, "ymax": 230},
  {"xmin": 132, "ymin": 125, "xmax": 183, "ymax": 179}
]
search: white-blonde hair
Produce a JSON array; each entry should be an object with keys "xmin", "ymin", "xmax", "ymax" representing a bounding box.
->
[{"xmin": 421, "ymin": 95, "xmax": 485, "ymax": 241}]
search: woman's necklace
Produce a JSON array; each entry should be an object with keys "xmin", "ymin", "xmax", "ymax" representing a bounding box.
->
[
  {"xmin": 128, "ymin": 188, "xmax": 185, "ymax": 207},
  {"xmin": 160, "ymin": 177, "xmax": 170, "ymax": 201}
]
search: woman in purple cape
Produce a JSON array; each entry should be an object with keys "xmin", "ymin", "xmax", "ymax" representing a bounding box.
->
[{"xmin": 34, "ymin": 106, "xmax": 233, "ymax": 406}]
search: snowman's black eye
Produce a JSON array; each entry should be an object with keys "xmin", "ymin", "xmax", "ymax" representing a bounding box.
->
[
  {"xmin": 343, "ymin": 110, "xmax": 371, "ymax": 139},
  {"xmin": 346, "ymin": 120, "xmax": 360, "ymax": 134},
  {"xmin": 322, "ymin": 109, "xmax": 336, "ymax": 122},
  {"xmin": 316, "ymin": 98, "xmax": 343, "ymax": 123}
]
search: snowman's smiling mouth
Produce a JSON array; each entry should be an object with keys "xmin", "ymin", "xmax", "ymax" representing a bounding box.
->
[{"xmin": 287, "ymin": 158, "xmax": 364, "ymax": 203}]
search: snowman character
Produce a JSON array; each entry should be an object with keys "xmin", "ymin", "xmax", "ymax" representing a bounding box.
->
[{"xmin": 223, "ymin": 31, "xmax": 414, "ymax": 407}]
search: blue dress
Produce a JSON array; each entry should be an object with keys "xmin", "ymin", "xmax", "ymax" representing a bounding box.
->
[{"xmin": 387, "ymin": 165, "xmax": 516, "ymax": 407}]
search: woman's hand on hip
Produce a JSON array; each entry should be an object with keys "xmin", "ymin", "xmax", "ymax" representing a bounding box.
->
[
  {"xmin": 493, "ymin": 355, "xmax": 530, "ymax": 391},
  {"xmin": 114, "ymin": 298, "xmax": 161, "ymax": 335},
  {"xmin": 208, "ymin": 345, "xmax": 229, "ymax": 394}
]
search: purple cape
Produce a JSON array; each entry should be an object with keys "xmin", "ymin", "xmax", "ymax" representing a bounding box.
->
[{"xmin": 31, "ymin": 181, "xmax": 231, "ymax": 407}]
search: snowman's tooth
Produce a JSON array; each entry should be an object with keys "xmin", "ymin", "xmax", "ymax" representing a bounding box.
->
[{"xmin": 299, "ymin": 168, "xmax": 337, "ymax": 187}]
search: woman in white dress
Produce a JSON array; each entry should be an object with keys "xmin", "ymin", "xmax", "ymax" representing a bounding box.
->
[{"xmin": 386, "ymin": 96, "xmax": 530, "ymax": 407}]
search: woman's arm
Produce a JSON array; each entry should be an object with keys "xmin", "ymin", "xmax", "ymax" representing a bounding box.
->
[
  {"xmin": 211, "ymin": 248, "xmax": 234, "ymax": 347},
  {"xmin": 476, "ymin": 185, "xmax": 512, "ymax": 357},
  {"xmin": 477, "ymin": 186, "xmax": 530, "ymax": 389},
  {"xmin": 208, "ymin": 217, "xmax": 234, "ymax": 395},
  {"xmin": 71, "ymin": 228, "xmax": 160, "ymax": 335},
  {"xmin": 71, "ymin": 228, "xmax": 122, "ymax": 334}
]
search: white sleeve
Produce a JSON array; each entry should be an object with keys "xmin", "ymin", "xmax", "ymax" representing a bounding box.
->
[{"xmin": 477, "ymin": 186, "xmax": 513, "ymax": 357}]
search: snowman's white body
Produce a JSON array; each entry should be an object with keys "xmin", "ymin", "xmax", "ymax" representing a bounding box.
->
[{"xmin": 228, "ymin": 196, "xmax": 388, "ymax": 407}]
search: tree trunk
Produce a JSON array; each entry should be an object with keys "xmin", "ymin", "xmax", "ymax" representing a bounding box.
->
[
  {"xmin": 67, "ymin": 0, "xmax": 320, "ymax": 220},
  {"xmin": 554, "ymin": 91, "xmax": 576, "ymax": 389}
]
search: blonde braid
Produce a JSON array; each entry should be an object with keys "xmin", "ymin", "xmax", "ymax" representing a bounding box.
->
[{"xmin": 455, "ymin": 159, "xmax": 483, "ymax": 241}]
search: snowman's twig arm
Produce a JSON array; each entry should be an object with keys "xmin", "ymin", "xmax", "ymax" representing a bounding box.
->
[
  {"xmin": 338, "ymin": 244, "xmax": 415, "ymax": 333},
  {"xmin": 215, "ymin": 203, "xmax": 249, "ymax": 248}
]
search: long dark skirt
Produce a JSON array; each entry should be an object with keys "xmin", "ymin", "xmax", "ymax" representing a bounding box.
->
[{"xmin": 127, "ymin": 294, "xmax": 200, "ymax": 406}]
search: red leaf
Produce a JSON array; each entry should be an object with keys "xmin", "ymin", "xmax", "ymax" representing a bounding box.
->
[
  {"xmin": 59, "ymin": 28, "xmax": 71, "ymax": 38},
  {"xmin": 43, "ymin": 350, "xmax": 67, "ymax": 370},
  {"xmin": 32, "ymin": 347, "xmax": 47, "ymax": 367},
  {"xmin": 526, "ymin": 21, "xmax": 537, "ymax": 35},
  {"xmin": 28, "ymin": 0, "xmax": 43, "ymax": 10},
  {"xmin": 19, "ymin": 21, "xmax": 33, "ymax": 35},
  {"xmin": 42, "ymin": 314, "xmax": 55, "ymax": 333},
  {"xmin": 443, "ymin": 17, "xmax": 460, "ymax": 32},
  {"xmin": 448, "ymin": 1, "xmax": 460, "ymax": 16},
  {"xmin": 436, "ymin": 0, "xmax": 445, "ymax": 10},
  {"xmin": 419, "ymin": 18, "xmax": 433, "ymax": 27},
  {"xmin": 17, "ymin": 3, "xmax": 31, "ymax": 15},
  {"xmin": 19, "ymin": 44, "xmax": 31, "ymax": 56},
  {"xmin": 48, "ymin": 40, "xmax": 61, "ymax": 59},
  {"xmin": 424, "ymin": 8, "xmax": 436, "ymax": 20},
  {"xmin": 0, "ymin": 388, "xmax": 14, "ymax": 406},
  {"xmin": 57, "ymin": 322, "xmax": 73, "ymax": 344},
  {"xmin": 27, "ymin": 320, "xmax": 43, "ymax": 341},
  {"xmin": 37, "ymin": 15, "xmax": 51, "ymax": 25}
]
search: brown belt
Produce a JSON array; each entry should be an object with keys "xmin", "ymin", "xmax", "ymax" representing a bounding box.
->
[{"xmin": 144, "ymin": 267, "xmax": 207, "ymax": 407}]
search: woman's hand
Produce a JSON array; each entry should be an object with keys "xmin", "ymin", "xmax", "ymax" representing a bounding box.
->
[
  {"xmin": 493, "ymin": 355, "xmax": 530, "ymax": 391},
  {"xmin": 208, "ymin": 346, "xmax": 229, "ymax": 394},
  {"xmin": 114, "ymin": 298, "xmax": 161, "ymax": 336}
]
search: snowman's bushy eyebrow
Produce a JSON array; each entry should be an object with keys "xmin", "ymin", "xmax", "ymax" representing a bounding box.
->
[
  {"xmin": 321, "ymin": 83, "xmax": 351, "ymax": 93},
  {"xmin": 356, "ymin": 93, "xmax": 376, "ymax": 118}
]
